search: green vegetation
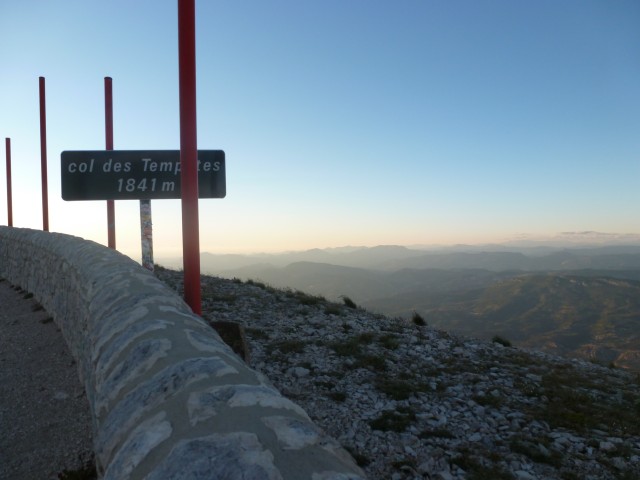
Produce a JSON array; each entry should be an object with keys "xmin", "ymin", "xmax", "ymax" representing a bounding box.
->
[
  {"xmin": 411, "ymin": 311, "xmax": 426, "ymax": 326},
  {"xmin": 330, "ymin": 332, "xmax": 375, "ymax": 357},
  {"xmin": 375, "ymin": 378, "xmax": 428, "ymax": 400},
  {"xmin": 392, "ymin": 459, "xmax": 417, "ymax": 471},
  {"xmin": 419, "ymin": 427, "xmax": 455, "ymax": 439},
  {"xmin": 340, "ymin": 295, "xmax": 357, "ymax": 309},
  {"xmin": 378, "ymin": 333, "xmax": 400, "ymax": 350},
  {"xmin": 31, "ymin": 303, "xmax": 44, "ymax": 312},
  {"xmin": 324, "ymin": 303, "xmax": 342, "ymax": 315},
  {"xmin": 245, "ymin": 278, "xmax": 268, "ymax": 289},
  {"xmin": 491, "ymin": 335, "xmax": 512, "ymax": 347},
  {"xmin": 340, "ymin": 322, "xmax": 353, "ymax": 333},
  {"xmin": 330, "ymin": 338, "xmax": 362, "ymax": 357},
  {"xmin": 344, "ymin": 447, "xmax": 370, "ymax": 467},
  {"xmin": 57, "ymin": 456, "xmax": 97, "ymax": 480},
  {"xmin": 314, "ymin": 380, "xmax": 334, "ymax": 389},
  {"xmin": 328, "ymin": 391, "xmax": 347, "ymax": 402},
  {"xmin": 369, "ymin": 406, "xmax": 416, "ymax": 432},
  {"xmin": 268, "ymin": 339, "xmax": 307, "ymax": 355},
  {"xmin": 451, "ymin": 452, "xmax": 515, "ymax": 480},
  {"xmin": 286, "ymin": 289, "xmax": 326, "ymax": 306},
  {"xmin": 329, "ymin": 331, "xmax": 404, "ymax": 372},
  {"xmin": 354, "ymin": 354, "xmax": 387, "ymax": 371},
  {"xmin": 530, "ymin": 365, "xmax": 640, "ymax": 435},
  {"xmin": 356, "ymin": 332, "xmax": 376, "ymax": 344},
  {"xmin": 206, "ymin": 292, "xmax": 238, "ymax": 303},
  {"xmin": 509, "ymin": 436, "xmax": 562, "ymax": 467},
  {"xmin": 244, "ymin": 327, "xmax": 270, "ymax": 340},
  {"xmin": 472, "ymin": 393, "xmax": 502, "ymax": 408}
]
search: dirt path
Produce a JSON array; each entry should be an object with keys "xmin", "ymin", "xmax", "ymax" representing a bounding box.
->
[{"xmin": 0, "ymin": 279, "xmax": 93, "ymax": 479}]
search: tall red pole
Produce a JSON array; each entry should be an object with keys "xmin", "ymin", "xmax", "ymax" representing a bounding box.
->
[
  {"xmin": 177, "ymin": 0, "xmax": 201, "ymax": 314},
  {"xmin": 5, "ymin": 138, "xmax": 12, "ymax": 227},
  {"xmin": 105, "ymin": 77, "xmax": 116, "ymax": 249},
  {"xmin": 39, "ymin": 76, "xmax": 49, "ymax": 231}
]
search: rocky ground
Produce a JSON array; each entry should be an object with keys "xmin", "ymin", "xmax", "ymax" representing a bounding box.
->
[{"xmin": 156, "ymin": 266, "xmax": 640, "ymax": 480}]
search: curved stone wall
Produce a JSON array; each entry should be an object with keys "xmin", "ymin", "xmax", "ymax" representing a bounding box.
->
[{"xmin": 0, "ymin": 227, "xmax": 365, "ymax": 480}]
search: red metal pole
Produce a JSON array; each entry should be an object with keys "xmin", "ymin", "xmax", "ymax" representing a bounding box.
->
[
  {"xmin": 39, "ymin": 76, "xmax": 49, "ymax": 231},
  {"xmin": 177, "ymin": 0, "xmax": 201, "ymax": 314},
  {"xmin": 5, "ymin": 138, "xmax": 12, "ymax": 227},
  {"xmin": 105, "ymin": 77, "xmax": 116, "ymax": 249}
]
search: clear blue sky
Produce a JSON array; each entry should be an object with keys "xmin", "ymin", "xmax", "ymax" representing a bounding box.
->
[{"xmin": 1, "ymin": 0, "xmax": 639, "ymax": 260}]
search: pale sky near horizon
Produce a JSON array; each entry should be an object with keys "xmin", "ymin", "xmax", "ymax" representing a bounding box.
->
[{"xmin": 1, "ymin": 0, "xmax": 639, "ymax": 262}]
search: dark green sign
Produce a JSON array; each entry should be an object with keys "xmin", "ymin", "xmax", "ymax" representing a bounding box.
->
[{"xmin": 61, "ymin": 150, "xmax": 225, "ymax": 200}]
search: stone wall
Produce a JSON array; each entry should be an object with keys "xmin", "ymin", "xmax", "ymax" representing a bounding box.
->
[{"xmin": 0, "ymin": 227, "xmax": 365, "ymax": 480}]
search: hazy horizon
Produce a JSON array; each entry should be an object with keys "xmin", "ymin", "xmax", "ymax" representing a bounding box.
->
[{"xmin": 147, "ymin": 230, "xmax": 640, "ymax": 263}]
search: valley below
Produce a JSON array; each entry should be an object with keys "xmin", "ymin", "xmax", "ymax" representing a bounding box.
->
[{"xmin": 159, "ymin": 244, "xmax": 640, "ymax": 370}]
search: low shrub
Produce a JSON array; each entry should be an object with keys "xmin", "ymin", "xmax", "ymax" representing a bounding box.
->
[
  {"xmin": 340, "ymin": 295, "xmax": 357, "ymax": 309},
  {"xmin": 369, "ymin": 407, "xmax": 416, "ymax": 432},
  {"xmin": 492, "ymin": 335, "xmax": 512, "ymax": 347},
  {"xmin": 411, "ymin": 311, "xmax": 426, "ymax": 326}
]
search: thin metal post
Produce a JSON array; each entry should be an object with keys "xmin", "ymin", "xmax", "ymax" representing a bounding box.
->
[
  {"xmin": 105, "ymin": 77, "xmax": 116, "ymax": 249},
  {"xmin": 5, "ymin": 138, "xmax": 12, "ymax": 226},
  {"xmin": 39, "ymin": 77, "xmax": 49, "ymax": 231},
  {"xmin": 139, "ymin": 199, "xmax": 154, "ymax": 271},
  {"xmin": 178, "ymin": 0, "xmax": 201, "ymax": 314}
]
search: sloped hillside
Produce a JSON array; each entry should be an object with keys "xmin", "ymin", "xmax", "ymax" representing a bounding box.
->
[
  {"xmin": 157, "ymin": 267, "xmax": 640, "ymax": 480},
  {"xmin": 373, "ymin": 274, "xmax": 640, "ymax": 371}
]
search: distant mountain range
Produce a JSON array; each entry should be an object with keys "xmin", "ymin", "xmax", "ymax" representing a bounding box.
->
[
  {"xmin": 157, "ymin": 244, "xmax": 640, "ymax": 369},
  {"xmin": 159, "ymin": 244, "xmax": 640, "ymax": 273}
]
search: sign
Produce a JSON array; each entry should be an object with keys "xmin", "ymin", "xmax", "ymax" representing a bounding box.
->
[{"xmin": 61, "ymin": 150, "xmax": 225, "ymax": 200}]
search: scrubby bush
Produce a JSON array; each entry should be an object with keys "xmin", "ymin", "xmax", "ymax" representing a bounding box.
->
[
  {"xmin": 324, "ymin": 304, "xmax": 342, "ymax": 315},
  {"xmin": 411, "ymin": 311, "xmax": 426, "ymax": 326},
  {"xmin": 340, "ymin": 295, "xmax": 357, "ymax": 309},
  {"xmin": 492, "ymin": 335, "xmax": 512, "ymax": 347}
]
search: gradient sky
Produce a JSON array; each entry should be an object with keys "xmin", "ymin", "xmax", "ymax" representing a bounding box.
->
[{"xmin": 1, "ymin": 0, "xmax": 639, "ymax": 261}]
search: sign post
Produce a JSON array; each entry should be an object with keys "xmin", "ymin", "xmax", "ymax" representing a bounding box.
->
[
  {"xmin": 105, "ymin": 77, "xmax": 116, "ymax": 249},
  {"xmin": 177, "ymin": 0, "xmax": 201, "ymax": 314},
  {"xmin": 39, "ymin": 77, "xmax": 49, "ymax": 231},
  {"xmin": 5, "ymin": 138, "xmax": 12, "ymax": 226}
]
